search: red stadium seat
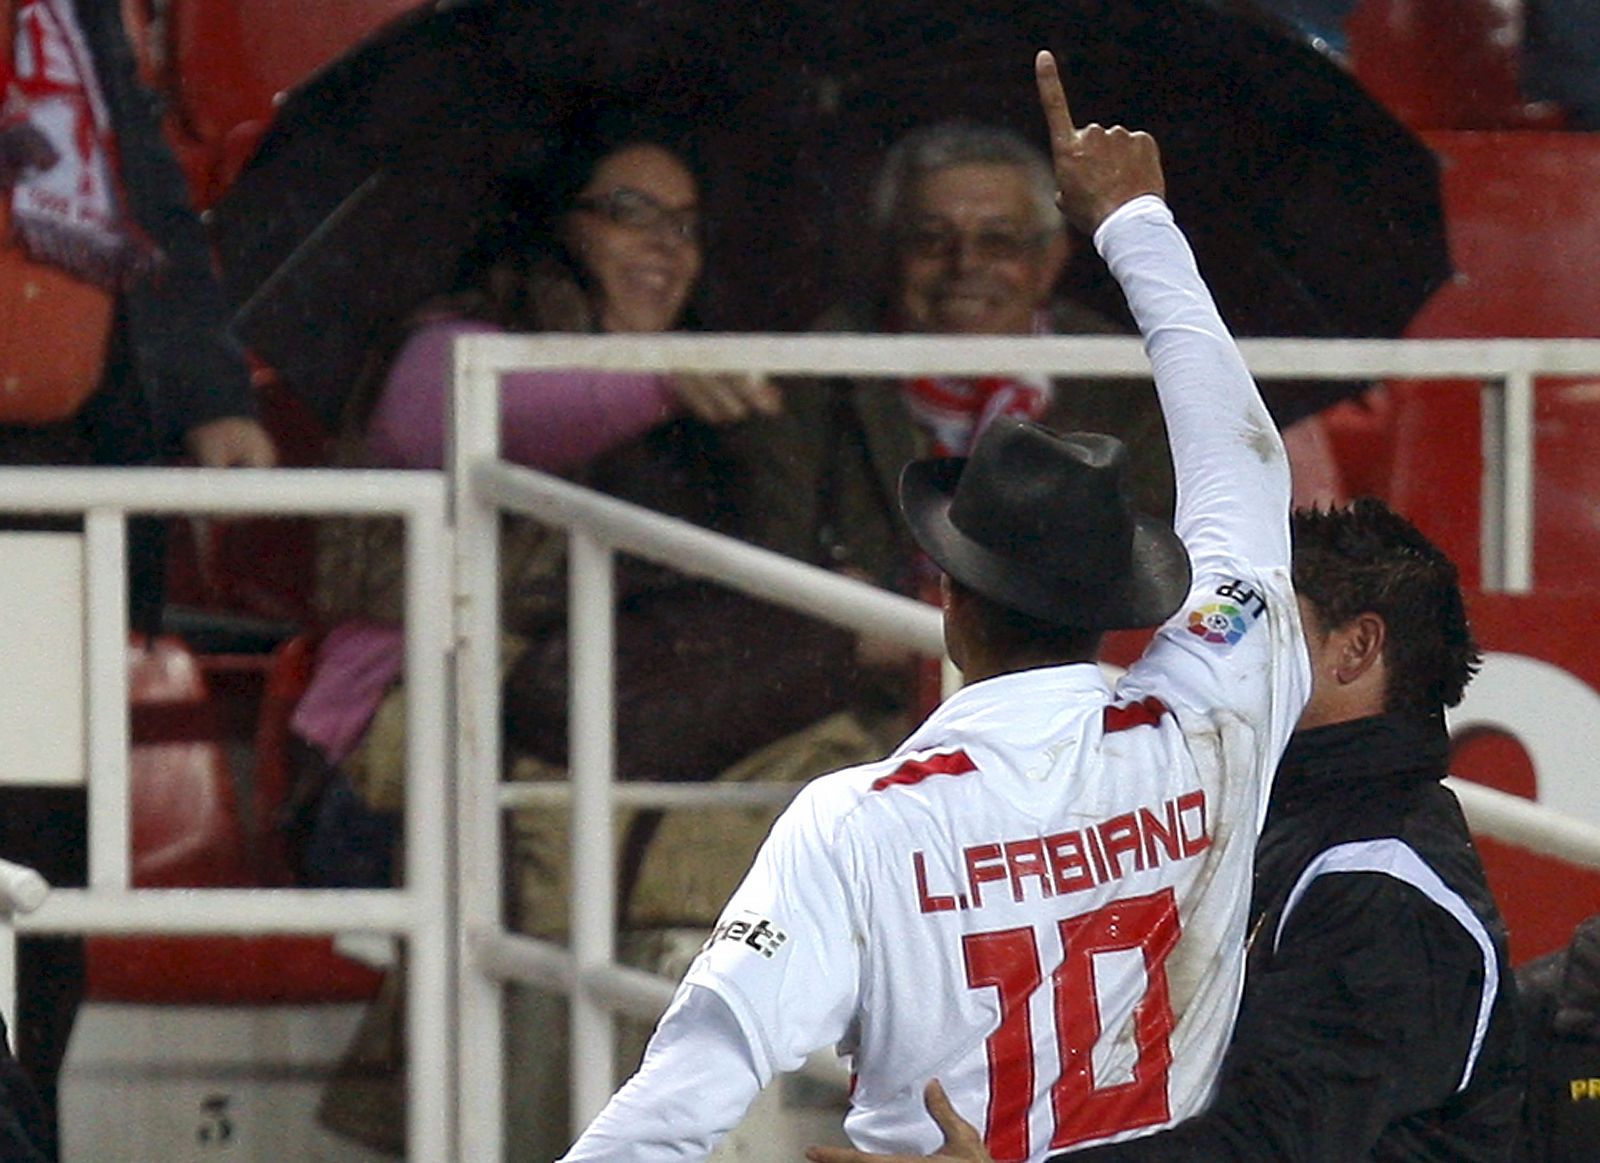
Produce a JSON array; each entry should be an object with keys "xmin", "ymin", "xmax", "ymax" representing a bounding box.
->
[
  {"xmin": 203, "ymin": 372, "xmax": 327, "ymax": 625},
  {"xmin": 165, "ymin": 368, "xmax": 328, "ymax": 626},
  {"xmin": 1373, "ymin": 381, "xmax": 1487, "ymax": 588},
  {"xmin": 126, "ymin": 634, "xmax": 252, "ymax": 889},
  {"xmin": 1346, "ymin": 0, "xmax": 1566, "ymax": 130},
  {"xmin": 84, "ymin": 932, "xmax": 382, "ymax": 1003},
  {"xmin": 165, "ymin": 0, "xmax": 422, "ymax": 169},
  {"xmin": 0, "ymin": 199, "xmax": 114, "ymax": 427},
  {"xmin": 1318, "ymin": 389, "xmax": 1396, "ymax": 503},
  {"xmin": 1328, "ymin": 373, "xmax": 1600, "ymax": 598},
  {"xmin": 1339, "ymin": 133, "xmax": 1600, "ymax": 591},
  {"xmin": 87, "ymin": 635, "xmax": 382, "ymax": 1003}
]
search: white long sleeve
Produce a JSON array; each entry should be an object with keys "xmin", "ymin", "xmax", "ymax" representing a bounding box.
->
[
  {"xmin": 1094, "ymin": 195, "xmax": 1293, "ymax": 571},
  {"xmin": 558, "ymin": 985, "xmax": 768, "ymax": 1163}
]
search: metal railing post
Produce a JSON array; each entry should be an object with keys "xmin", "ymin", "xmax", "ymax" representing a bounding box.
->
[
  {"xmin": 452, "ymin": 333, "xmax": 508, "ymax": 1161},
  {"xmin": 568, "ymin": 528, "xmax": 619, "ymax": 1132},
  {"xmin": 1502, "ymin": 370, "xmax": 1536, "ymax": 593},
  {"xmin": 404, "ymin": 495, "xmax": 456, "ymax": 1161},
  {"xmin": 84, "ymin": 509, "xmax": 129, "ymax": 891}
]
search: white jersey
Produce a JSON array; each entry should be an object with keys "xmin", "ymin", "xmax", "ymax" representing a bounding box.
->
[{"xmin": 561, "ymin": 197, "xmax": 1310, "ymax": 1163}]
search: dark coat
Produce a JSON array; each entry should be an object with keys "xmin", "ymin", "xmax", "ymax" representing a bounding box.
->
[
  {"xmin": 1064, "ymin": 712, "xmax": 1524, "ymax": 1162},
  {"xmin": 725, "ymin": 297, "xmax": 1174, "ymax": 597},
  {"xmin": 1515, "ymin": 914, "xmax": 1600, "ymax": 1163},
  {"xmin": 70, "ymin": 0, "xmax": 256, "ymax": 461},
  {"xmin": 0, "ymin": 1, "xmax": 260, "ymax": 632}
]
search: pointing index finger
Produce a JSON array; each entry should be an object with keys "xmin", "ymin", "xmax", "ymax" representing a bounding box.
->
[{"xmin": 1035, "ymin": 50, "xmax": 1077, "ymax": 145}]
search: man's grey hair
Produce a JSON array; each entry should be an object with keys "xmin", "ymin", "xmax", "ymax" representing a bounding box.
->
[{"xmin": 870, "ymin": 121, "xmax": 1063, "ymax": 237}]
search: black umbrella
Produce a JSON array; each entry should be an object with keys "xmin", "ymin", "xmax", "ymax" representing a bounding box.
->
[
  {"xmin": 698, "ymin": 0, "xmax": 1451, "ymax": 346},
  {"xmin": 210, "ymin": 0, "xmax": 1450, "ymax": 427},
  {"xmin": 208, "ymin": 0, "xmax": 733, "ymax": 425}
]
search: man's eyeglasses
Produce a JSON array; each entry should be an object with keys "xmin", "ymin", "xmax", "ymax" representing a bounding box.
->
[
  {"xmin": 896, "ymin": 224, "xmax": 1050, "ymax": 263},
  {"xmin": 571, "ymin": 187, "xmax": 702, "ymax": 245}
]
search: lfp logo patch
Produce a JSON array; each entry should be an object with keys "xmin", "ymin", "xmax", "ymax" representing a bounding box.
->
[
  {"xmin": 1187, "ymin": 601, "xmax": 1248, "ymax": 645},
  {"xmin": 1185, "ymin": 579, "xmax": 1268, "ymax": 646}
]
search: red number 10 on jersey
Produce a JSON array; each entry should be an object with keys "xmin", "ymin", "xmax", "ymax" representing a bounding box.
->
[{"xmin": 962, "ymin": 888, "xmax": 1181, "ymax": 1161}]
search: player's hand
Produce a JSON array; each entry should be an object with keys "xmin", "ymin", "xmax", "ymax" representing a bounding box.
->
[
  {"xmin": 805, "ymin": 1081, "xmax": 993, "ymax": 1163},
  {"xmin": 670, "ymin": 372, "xmax": 783, "ymax": 424},
  {"xmin": 1034, "ymin": 49, "xmax": 1165, "ymax": 234}
]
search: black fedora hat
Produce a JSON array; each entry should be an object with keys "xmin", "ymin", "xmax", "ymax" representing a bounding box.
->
[{"xmin": 900, "ymin": 419, "xmax": 1191, "ymax": 630}]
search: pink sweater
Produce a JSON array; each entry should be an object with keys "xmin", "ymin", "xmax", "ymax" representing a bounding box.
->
[{"xmin": 292, "ymin": 317, "xmax": 681, "ymax": 762}]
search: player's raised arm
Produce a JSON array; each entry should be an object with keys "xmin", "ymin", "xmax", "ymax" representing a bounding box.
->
[{"xmin": 1037, "ymin": 49, "xmax": 1289, "ymax": 569}]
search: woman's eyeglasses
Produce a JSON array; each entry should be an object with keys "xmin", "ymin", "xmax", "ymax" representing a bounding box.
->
[{"xmin": 572, "ymin": 187, "xmax": 702, "ymax": 245}]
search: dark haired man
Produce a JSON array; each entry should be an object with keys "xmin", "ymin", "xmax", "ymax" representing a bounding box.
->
[
  {"xmin": 1103, "ymin": 499, "xmax": 1525, "ymax": 1160},
  {"xmin": 560, "ymin": 54, "xmax": 1311, "ymax": 1162},
  {"xmin": 821, "ymin": 498, "xmax": 1524, "ymax": 1162}
]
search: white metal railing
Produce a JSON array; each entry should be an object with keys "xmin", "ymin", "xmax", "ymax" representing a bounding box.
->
[
  {"xmin": 0, "ymin": 467, "xmax": 458, "ymax": 1160},
  {"xmin": 0, "ymin": 333, "xmax": 1597, "ymax": 1160},
  {"xmin": 447, "ymin": 331, "xmax": 1600, "ymax": 1159}
]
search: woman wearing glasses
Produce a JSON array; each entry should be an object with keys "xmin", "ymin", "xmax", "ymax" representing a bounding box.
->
[
  {"xmin": 289, "ymin": 114, "xmax": 820, "ymax": 1158},
  {"xmin": 347, "ymin": 127, "xmax": 779, "ymax": 479}
]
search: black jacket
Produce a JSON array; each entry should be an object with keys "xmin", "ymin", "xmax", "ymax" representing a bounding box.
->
[
  {"xmin": 1515, "ymin": 914, "xmax": 1600, "ymax": 1162},
  {"xmin": 1063, "ymin": 712, "xmax": 1524, "ymax": 1162},
  {"xmin": 71, "ymin": 0, "xmax": 256, "ymax": 463}
]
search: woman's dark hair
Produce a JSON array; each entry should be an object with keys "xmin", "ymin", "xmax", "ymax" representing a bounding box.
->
[
  {"xmin": 1291, "ymin": 498, "xmax": 1482, "ymax": 713},
  {"xmin": 447, "ymin": 101, "xmax": 703, "ymax": 331},
  {"xmin": 341, "ymin": 102, "xmax": 701, "ymax": 433}
]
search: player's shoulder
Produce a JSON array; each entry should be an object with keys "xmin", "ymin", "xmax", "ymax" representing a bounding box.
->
[{"xmin": 796, "ymin": 744, "xmax": 981, "ymax": 820}]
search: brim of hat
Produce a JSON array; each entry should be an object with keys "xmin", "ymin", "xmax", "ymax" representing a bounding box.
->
[{"xmin": 900, "ymin": 457, "xmax": 1192, "ymax": 630}]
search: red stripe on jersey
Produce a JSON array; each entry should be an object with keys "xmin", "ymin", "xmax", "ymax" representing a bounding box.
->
[
  {"xmin": 1103, "ymin": 696, "xmax": 1169, "ymax": 734},
  {"xmin": 870, "ymin": 748, "xmax": 977, "ymax": 792}
]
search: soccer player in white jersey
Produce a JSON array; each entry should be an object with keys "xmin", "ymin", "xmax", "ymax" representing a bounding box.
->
[{"xmin": 558, "ymin": 52, "xmax": 1312, "ymax": 1163}]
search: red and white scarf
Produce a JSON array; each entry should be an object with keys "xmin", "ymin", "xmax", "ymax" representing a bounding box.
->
[
  {"xmin": 901, "ymin": 311, "xmax": 1056, "ymax": 457},
  {"xmin": 902, "ymin": 373, "xmax": 1053, "ymax": 458},
  {"xmin": 0, "ymin": 0, "xmax": 153, "ymax": 288}
]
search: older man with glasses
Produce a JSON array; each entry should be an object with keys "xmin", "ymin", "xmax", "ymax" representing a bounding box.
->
[
  {"xmin": 872, "ymin": 122, "xmax": 1174, "ymax": 505},
  {"xmin": 731, "ymin": 121, "xmax": 1175, "ymax": 625}
]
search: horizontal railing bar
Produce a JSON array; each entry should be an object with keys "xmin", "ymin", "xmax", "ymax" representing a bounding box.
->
[
  {"xmin": 457, "ymin": 332, "xmax": 1600, "ymax": 380},
  {"xmin": 1446, "ymin": 778, "xmax": 1600, "ymax": 871},
  {"xmin": 0, "ymin": 468, "xmax": 445, "ymax": 516},
  {"xmin": 1238, "ymin": 337, "xmax": 1600, "ymax": 378},
  {"xmin": 471, "ymin": 929, "xmax": 851, "ymax": 1089},
  {"xmin": 471, "ymin": 928, "xmax": 571, "ymax": 992},
  {"xmin": 475, "ymin": 461, "xmax": 946, "ymax": 655},
  {"xmin": 472, "ymin": 930, "xmax": 669, "ymax": 1018},
  {"xmin": 12, "ymin": 888, "xmax": 417, "ymax": 934},
  {"xmin": 500, "ymin": 782, "xmax": 805, "ymax": 810},
  {"xmin": 501, "ymin": 751, "xmax": 1600, "ymax": 872}
]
